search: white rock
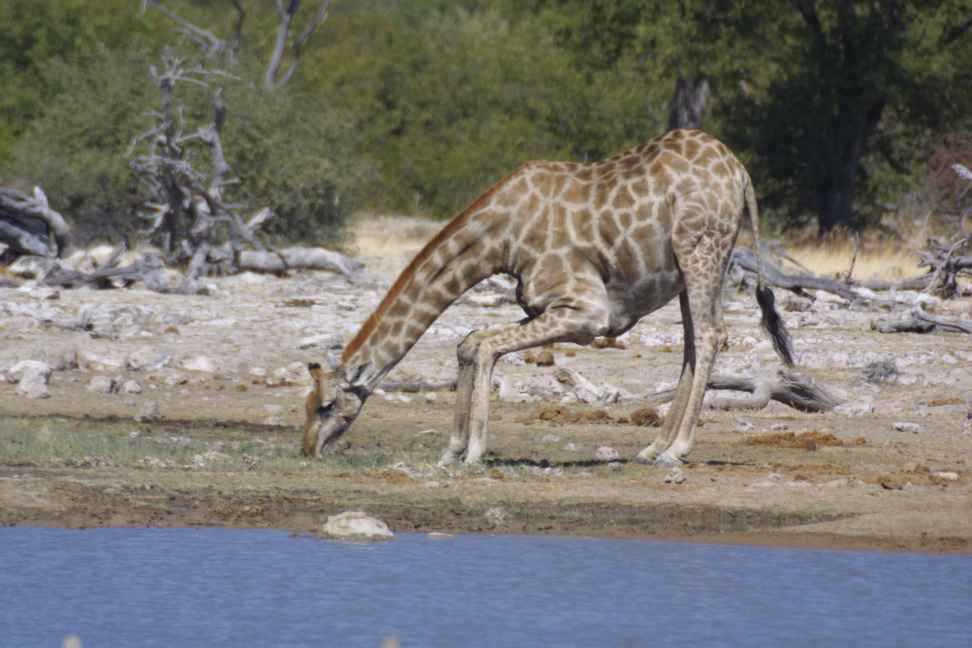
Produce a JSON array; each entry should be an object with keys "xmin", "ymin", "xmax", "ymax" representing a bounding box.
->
[
  {"xmin": 77, "ymin": 350, "xmax": 126, "ymax": 372},
  {"xmin": 734, "ymin": 418, "xmax": 755, "ymax": 432},
  {"xmin": 484, "ymin": 507, "xmax": 508, "ymax": 526},
  {"xmin": 181, "ymin": 355, "xmax": 217, "ymax": 373},
  {"xmin": 134, "ymin": 400, "xmax": 161, "ymax": 422},
  {"xmin": 121, "ymin": 380, "xmax": 143, "ymax": 395},
  {"xmin": 932, "ymin": 471, "xmax": 959, "ymax": 482},
  {"xmin": 8, "ymin": 255, "xmax": 59, "ymax": 279},
  {"xmin": 320, "ymin": 511, "xmax": 394, "ymax": 540},
  {"xmin": 10, "ymin": 360, "xmax": 52, "ymax": 399},
  {"xmin": 664, "ymin": 467, "xmax": 686, "ymax": 484},
  {"xmin": 127, "ymin": 347, "xmax": 172, "ymax": 371},
  {"xmin": 834, "ymin": 400, "xmax": 874, "ymax": 416},
  {"xmin": 892, "ymin": 421, "xmax": 922, "ymax": 434},
  {"xmin": 595, "ymin": 446, "xmax": 620, "ymax": 461},
  {"xmin": 87, "ymin": 375, "xmax": 117, "ymax": 394}
]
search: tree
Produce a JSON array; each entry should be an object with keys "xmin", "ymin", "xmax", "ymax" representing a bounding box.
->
[{"xmin": 512, "ymin": 1, "xmax": 972, "ymax": 234}]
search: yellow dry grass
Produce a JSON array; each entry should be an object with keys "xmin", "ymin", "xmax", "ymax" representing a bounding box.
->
[
  {"xmin": 350, "ymin": 214, "xmax": 440, "ymax": 259},
  {"xmin": 786, "ymin": 241, "xmax": 924, "ymax": 281},
  {"xmin": 349, "ymin": 214, "xmax": 928, "ymax": 282}
]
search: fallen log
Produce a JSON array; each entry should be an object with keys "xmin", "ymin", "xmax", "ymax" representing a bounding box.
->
[
  {"xmin": 0, "ymin": 187, "xmax": 72, "ymax": 257},
  {"xmin": 238, "ymin": 247, "xmax": 364, "ymax": 279},
  {"xmin": 873, "ymin": 308, "xmax": 972, "ymax": 335},
  {"xmin": 730, "ymin": 248, "xmax": 883, "ymax": 304},
  {"xmin": 644, "ymin": 370, "xmax": 840, "ymax": 413}
]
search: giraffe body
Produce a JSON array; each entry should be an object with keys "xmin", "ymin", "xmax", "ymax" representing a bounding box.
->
[{"xmin": 303, "ymin": 129, "xmax": 793, "ymax": 465}]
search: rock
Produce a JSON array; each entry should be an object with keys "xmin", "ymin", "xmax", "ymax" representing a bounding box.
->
[
  {"xmin": 320, "ymin": 511, "xmax": 394, "ymax": 540},
  {"xmin": 595, "ymin": 446, "xmax": 620, "ymax": 461},
  {"xmin": 834, "ymin": 400, "xmax": 874, "ymax": 416},
  {"xmin": 29, "ymin": 286, "xmax": 60, "ymax": 301},
  {"xmin": 121, "ymin": 380, "xmax": 143, "ymax": 395},
  {"xmin": 9, "ymin": 360, "xmax": 52, "ymax": 399},
  {"xmin": 134, "ymin": 400, "xmax": 161, "ymax": 422},
  {"xmin": 8, "ymin": 255, "xmax": 59, "ymax": 279},
  {"xmin": 931, "ymin": 471, "xmax": 959, "ymax": 482},
  {"xmin": 49, "ymin": 351, "xmax": 78, "ymax": 372},
  {"xmin": 77, "ymin": 349, "xmax": 126, "ymax": 372},
  {"xmin": 87, "ymin": 375, "xmax": 118, "ymax": 394},
  {"xmin": 770, "ymin": 423, "xmax": 789, "ymax": 431},
  {"xmin": 734, "ymin": 418, "xmax": 755, "ymax": 432},
  {"xmin": 127, "ymin": 347, "xmax": 172, "ymax": 371},
  {"xmin": 484, "ymin": 507, "xmax": 508, "ymax": 526},
  {"xmin": 181, "ymin": 355, "xmax": 217, "ymax": 373},
  {"xmin": 664, "ymin": 467, "xmax": 686, "ymax": 484},
  {"xmin": 554, "ymin": 367, "xmax": 621, "ymax": 405},
  {"xmin": 541, "ymin": 433, "xmax": 561, "ymax": 443},
  {"xmin": 892, "ymin": 421, "xmax": 922, "ymax": 434},
  {"xmin": 297, "ymin": 333, "xmax": 344, "ymax": 351}
]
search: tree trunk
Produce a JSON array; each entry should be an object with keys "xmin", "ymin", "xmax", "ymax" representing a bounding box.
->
[{"xmin": 667, "ymin": 77, "xmax": 710, "ymax": 131}]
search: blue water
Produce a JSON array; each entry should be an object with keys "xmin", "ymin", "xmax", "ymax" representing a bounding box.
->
[{"xmin": 1, "ymin": 528, "xmax": 970, "ymax": 647}]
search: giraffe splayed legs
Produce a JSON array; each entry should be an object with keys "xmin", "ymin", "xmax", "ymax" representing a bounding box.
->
[{"xmin": 303, "ymin": 129, "xmax": 794, "ymax": 466}]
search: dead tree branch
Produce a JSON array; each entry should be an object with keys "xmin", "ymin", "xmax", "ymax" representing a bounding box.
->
[
  {"xmin": 874, "ymin": 308, "xmax": 972, "ymax": 334},
  {"xmin": 0, "ymin": 187, "xmax": 72, "ymax": 258},
  {"xmin": 265, "ymin": 0, "xmax": 331, "ymax": 91},
  {"xmin": 644, "ymin": 370, "xmax": 840, "ymax": 413}
]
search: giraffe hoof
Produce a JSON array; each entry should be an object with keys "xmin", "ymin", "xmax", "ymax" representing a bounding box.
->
[
  {"xmin": 437, "ymin": 451, "xmax": 459, "ymax": 468},
  {"xmin": 654, "ymin": 453, "xmax": 683, "ymax": 468},
  {"xmin": 635, "ymin": 446, "xmax": 659, "ymax": 464}
]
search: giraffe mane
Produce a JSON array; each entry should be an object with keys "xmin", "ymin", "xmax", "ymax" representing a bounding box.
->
[{"xmin": 341, "ymin": 169, "xmax": 520, "ymax": 364}]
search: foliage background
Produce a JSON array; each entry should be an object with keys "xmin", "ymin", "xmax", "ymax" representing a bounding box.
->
[{"xmin": 2, "ymin": 0, "xmax": 971, "ymax": 245}]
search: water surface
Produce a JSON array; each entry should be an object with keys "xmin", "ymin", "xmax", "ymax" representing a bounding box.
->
[{"xmin": 1, "ymin": 528, "xmax": 970, "ymax": 647}]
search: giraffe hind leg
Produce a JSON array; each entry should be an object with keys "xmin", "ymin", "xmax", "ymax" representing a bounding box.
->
[{"xmin": 636, "ymin": 291, "xmax": 696, "ymax": 463}]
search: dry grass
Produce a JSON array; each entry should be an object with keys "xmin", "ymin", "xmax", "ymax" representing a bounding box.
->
[
  {"xmin": 350, "ymin": 213, "xmax": 441, "ymax": 259},
  {"xmin": 348, "ymin": 214, "xmax": 930, "ymax": 282},
  {"xmin": 786, "ymin": 240, "xmax": 924, "ymax": 281}
]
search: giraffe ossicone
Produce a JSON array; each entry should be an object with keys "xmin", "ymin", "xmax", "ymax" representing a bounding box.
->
[{"xmin": 303, "ymin": 129, "xmax": 794, "ymax": 465}]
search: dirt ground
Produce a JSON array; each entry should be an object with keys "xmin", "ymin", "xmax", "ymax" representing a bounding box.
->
[{"xmin": 1, "ymin": 218, "xmax": 971, "ymax": 553}]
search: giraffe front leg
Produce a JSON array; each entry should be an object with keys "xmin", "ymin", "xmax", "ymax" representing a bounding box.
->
[
  {"xmin": 459, "ymin": 305, "xmax": 606, "ymax": 465},
  {"xmin": 438, "ymin": 351, "xmax": 476, "ymax": 467}
]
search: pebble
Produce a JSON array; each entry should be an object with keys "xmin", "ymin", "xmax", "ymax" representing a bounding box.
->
[
  {"xmin": 595, "ymin": 446, "xmax": 620, "ymax": 461},
  {"xmin": 87, "ymin": 375, "xmax": 117, "ymax": 394},
  {"xmin": 484, "ymin": 507, "xmax": 508, "ymax": 526},
  {"xmin": 664, "ymin": 467, "xmax": 686, "ymax": 484},
  {"xmin": 134, "ymin": 400, "xmax": 161, "ymax": 423},
  {"xmin": 121, "ymin": 380, "xmax": 143, "ymax": 395},
  {"xmin": 892, "ymin": 421, "xmax": 922, "ymax": 434}
]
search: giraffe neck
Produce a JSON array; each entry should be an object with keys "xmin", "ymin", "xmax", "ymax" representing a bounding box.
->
[{"xmin": 340, "ymin": 201, "xmax": 514, "ymax": 394}]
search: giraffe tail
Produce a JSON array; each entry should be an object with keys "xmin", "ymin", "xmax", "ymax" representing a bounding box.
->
[{"xmin": 745, "ymin": 177, "xmax": 795, "ymax": 367}]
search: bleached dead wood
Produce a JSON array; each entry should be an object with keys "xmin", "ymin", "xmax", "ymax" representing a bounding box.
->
[
  {"xmin": 0, "ymin": 187, "xmax": 72, "ymax": 258},
  {"xmin": 265, "ymin": 0, "xmax": 332, "ymax": 91},
  {"xmin": 644, "ymin": 370, "xmax": 840, "ymax": 413},
  {"xmin": 238, "ymin": 247, "xmax": 363, "ymax": 278},
  {"xmin": 874, "ymin": 309, "xmax": 972, "ymax": 334}
]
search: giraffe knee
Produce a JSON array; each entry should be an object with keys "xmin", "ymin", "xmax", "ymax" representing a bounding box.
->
[{"xmin": 457, "ymin": 330, "xmax": 488, "ymax": 364}]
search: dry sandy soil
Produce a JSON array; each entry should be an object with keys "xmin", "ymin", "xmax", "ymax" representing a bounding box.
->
[{"xmin": 1, "ymin": 216, "xmax": 971, "ymax": 553}]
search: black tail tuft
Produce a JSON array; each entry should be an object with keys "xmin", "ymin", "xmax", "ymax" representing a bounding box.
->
[{"xmin": 756, "ymin": 284, "xmax": 795, "ymax": 367}]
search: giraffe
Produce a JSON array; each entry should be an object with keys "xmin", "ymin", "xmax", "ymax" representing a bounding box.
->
[{"xmin": 303, "ymin": 129, "xmax": 794, "ymax": 466}]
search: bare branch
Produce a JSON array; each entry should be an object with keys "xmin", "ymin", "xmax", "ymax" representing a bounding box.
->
[{"xmin": 265, "ymin": 0, "xmax": 331, "ymax": 91}]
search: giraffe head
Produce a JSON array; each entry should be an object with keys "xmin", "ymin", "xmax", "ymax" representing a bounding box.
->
[{"xmin": 301, "ymin": 362, "xmax": 364, "ymax": 457}]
